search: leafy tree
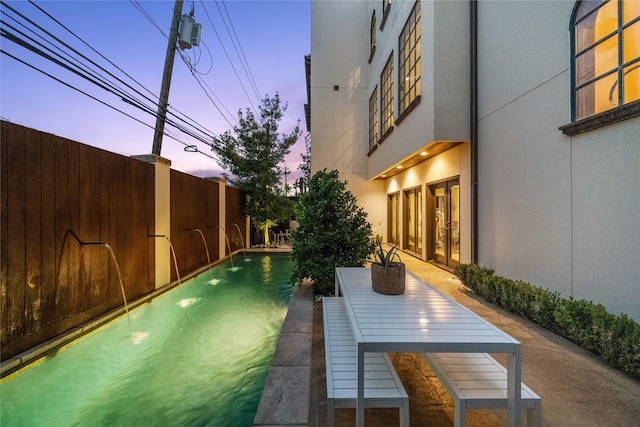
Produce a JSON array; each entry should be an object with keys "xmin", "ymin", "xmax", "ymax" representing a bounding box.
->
[
  {"xmin": 290, "ymin": 169, "xmax": 376, "ymax": 295},
  {"xmin": 211, "ymin": 93, "xmax": 300, "ymax": 246},
  {"xmin": 298, "ymin": 136, "xmax": 311, "ymax": 192}
]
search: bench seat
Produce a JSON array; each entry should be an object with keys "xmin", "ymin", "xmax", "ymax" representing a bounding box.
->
[
  {"xmin": 423, "ymin": 352, "xmax": 541, "ymax": 427},
  {"xmin": 323, "ymin": 297, "xmax": 409, "ymax": 427}
]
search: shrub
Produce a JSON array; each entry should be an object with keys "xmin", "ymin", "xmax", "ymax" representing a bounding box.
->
[
  {"xmin": 454, "ymin": 263, "xmax": 640, "ymax": 380},
  {"xmin": 290, "ymin": 169, "xmax": 375, "ymax": 295}
]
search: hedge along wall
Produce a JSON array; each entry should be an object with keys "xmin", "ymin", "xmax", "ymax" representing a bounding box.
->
[{"xmin": 1, "ymin": 121, "xmax": 245, "ymax": 362}]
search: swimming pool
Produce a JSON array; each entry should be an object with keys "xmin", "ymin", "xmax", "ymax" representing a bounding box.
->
[{"xmin": 1, "ymin": 253, "xmax": 293, "ymax": 427}]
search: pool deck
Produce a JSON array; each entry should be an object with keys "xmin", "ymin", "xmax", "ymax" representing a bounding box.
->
[{"xmin": 255, "ymin": 252, "xmax": 640, "ymax": 427}]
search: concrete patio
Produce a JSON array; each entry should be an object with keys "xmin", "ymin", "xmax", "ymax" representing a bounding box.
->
[{"xmin": 255, "ymin": 254, "xmax": 640, "ymax": 427}]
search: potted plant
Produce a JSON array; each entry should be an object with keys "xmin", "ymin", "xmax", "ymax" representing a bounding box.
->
[{"xmin": 370, "ymin": 240, "xmax": 405, "ymax": 295}]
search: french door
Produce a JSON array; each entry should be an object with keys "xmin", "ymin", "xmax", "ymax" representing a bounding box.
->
[
  {"xmin": 387, "ymin": 192, "xmax": 399, "ymax": 245},
  {"xmin": 403, "ymin": 187, "xmax": 422, "ymax": 254},
  {"xmin": 428, "ymin": 178, "xmax": 459, "ymax": 268}
]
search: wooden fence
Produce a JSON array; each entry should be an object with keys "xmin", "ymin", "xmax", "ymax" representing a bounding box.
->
[{"xmin": 1, "ymin": 121, "xmax": 245, "ymax": 362}]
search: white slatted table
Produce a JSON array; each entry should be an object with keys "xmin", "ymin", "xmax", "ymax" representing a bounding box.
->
[{"xmin": 335, "ymin": 267, "xmax": 522, "ymax": 427}]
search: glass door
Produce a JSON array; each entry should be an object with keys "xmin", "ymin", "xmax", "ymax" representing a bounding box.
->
[
  {"xmin": 403, "ymin": 187, "xmax": 422, "ymax": 255},
  {"xmin": 449, "ymin": 182, "xmax": 460, "ymax": 266},
  {"xmin": 417, "ymin": 189, "xmax": 423, "ymax": 254},
  {"xmin": 433, "ymin": 185, "xmax": 447, "ymax": 264},
  {"xmin": 428, "ymin": 178, "xmax": 459, "ymax": 268},
  {"xmin": 387, "ymin": 192, "xmax": 399, "ymax": 245}
]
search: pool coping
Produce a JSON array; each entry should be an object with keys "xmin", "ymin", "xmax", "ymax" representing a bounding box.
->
[{"xmin": 253, "ymin": 279, "xmax": 314, "ymax": 427}]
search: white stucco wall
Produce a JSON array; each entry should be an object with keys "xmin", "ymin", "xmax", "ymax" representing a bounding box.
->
[
  {"xmin": 310, "ymin": 0, "xmax": 368, "ymax": 174},
  {"xmin": 477, "ymin": 0, "xmax": 640, "ymax": 320},
  {"xmin": 570, "ymin": 117, "xmax": 640, "ymax": 320},
  {"xmin": 311, "ymin": 0, "xmax": 471, "ymax": 251},
  {"xmin": 310, "ymin": 0, "xmax": 388, "ymax": 235},
  {"xmin": 366, "ymin": 0, "xmax": 469, "ymax": 178},
  {"xmin": 309, "ymin": 0, "xmax": 640, "ymax": 320}
]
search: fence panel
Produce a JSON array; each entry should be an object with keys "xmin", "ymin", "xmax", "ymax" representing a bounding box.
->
[
  {"xmin": 1, "ymin": 121, "xmax": 245, "ymax": 362},
  {"xmin": 226, "ymin": 186, "xmax": 247, "ymax": 252},
  {"xmin": 1, "ymin": 122, "xmax": 156, "ymax": 360},
  {"xmin": 170, "ymin": 170, "xmax": 220, "ymax": 280}
]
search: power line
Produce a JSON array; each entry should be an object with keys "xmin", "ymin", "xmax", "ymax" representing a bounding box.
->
[
  {"xmin": 219, "ymin": 0, "xmax": 261, "ymax": 101},
  {"xmin": 30, "ymin": 0, "xmax": 221, "ymax": 142},
  {"xmin": 2, "ymin": 47, "xmax": 217, "ymax": 160},
  {"xmin": 129, "ymin": 0, "xmax": 167, "ymax": 38},
  {"xmin": 2, "ymin": 48, "xmax": 149, "ymax": 133},
  {"xmin": 1, "ymin": 20, "xmax": 216, "ymax": 147},
  {"xmin": 11, "ymin": 1, "xmax": 220, "ymax": 150},
  {"xmin": 127, "ymin": 0, "xmax": 236, "ymax": 138},
  {"xmin": 178, "ymin": 49, "xmax": 237, "ymax": 129},
  {"xmin": 198, "ymin": 0, "xmax": 259, "ymax": 114},
  {"xmin": 4, "ymin": 0, "xmax": 217, "ymax": 143}
]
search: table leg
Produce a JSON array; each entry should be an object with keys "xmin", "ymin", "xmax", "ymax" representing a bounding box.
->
[
  {"xmin": 507, "ymin": 346, "xmax": 522, "ymax": 427},
  {"xmin": 357, "ymin": 343, "xmax": 365, "ymax": 427}
]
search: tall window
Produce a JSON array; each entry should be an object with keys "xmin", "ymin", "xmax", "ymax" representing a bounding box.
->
[
  {"xmin": 369, "ymin": 11, "xmax": 377, "ymax": 63},
  {"xmin": 398, "ymin": 1, "xmax": 421, "ymax": 119},
  {"xmin": 572, "ymin": 0, "xmax": 640, "ymax": 121},
  {"xmin": 369, "ymin": 87, "xmax": 379, "ymax": 151},
  {"xmin": 380, "ymin": 53, "xmax": 394, "ymax": 138}
]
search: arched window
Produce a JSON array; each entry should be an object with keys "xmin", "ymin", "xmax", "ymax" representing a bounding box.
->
[
  {"xmin": 369, "ymin": 11, "xmax": 376, "ymax": 64},
  {"xmin": 571, "ymin": 0, "xmax": 640, "ymax": 122},
  {"xmin": 380, "ymin": 0, "xmax": 391, "ymax": 31}
]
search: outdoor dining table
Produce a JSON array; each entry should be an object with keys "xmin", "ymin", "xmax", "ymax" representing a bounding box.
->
[{"xmin": 334, "ymin": 267, "xmax": 522, "ymax": 427}]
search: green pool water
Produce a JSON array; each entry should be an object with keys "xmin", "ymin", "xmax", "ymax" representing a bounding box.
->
[{"xmin": 1, "ymin": 254, "xmax": 293, "ymax": 427}]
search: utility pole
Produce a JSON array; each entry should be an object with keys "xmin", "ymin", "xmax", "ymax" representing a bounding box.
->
[{"xmin": 152, "ymin": 0, "xmax": 184, "ymax": 156}]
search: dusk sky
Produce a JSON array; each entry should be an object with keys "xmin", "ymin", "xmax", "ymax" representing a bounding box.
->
[{"xmin": 1, "ymin": 0, "xmax": 310, "ymax": 183}]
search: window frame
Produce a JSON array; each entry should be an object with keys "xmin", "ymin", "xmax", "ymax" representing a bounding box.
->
[
  {"xmin": 562, "ymin": 0, "xmax": 640, "ymax": 136},
  {"xmin": 369, "ymin": 11, "xmax": 377, "ymax": 64},
  {"xmin": 396, "ymin": 0, "xmax": 421, "ymax": 124},
  {"xmin": 380, "ymin": 52, "xmax": 394, "ymax": 142},
  {"xmin": 369, "ymin": 86, "xmax": 379, "ymax": 154}
]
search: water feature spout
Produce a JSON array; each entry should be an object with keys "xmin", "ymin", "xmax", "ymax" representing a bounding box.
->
[
  {"xmin": 231, "ymin": 223, "xmax": 247, "ymax": 260},
  {"xmin": 69, "ymin": 232, "xmax": 131, "ymax": 331},
  {"xmin": 148, "ymin": 234, "xmax": 181, "ymax": 285},
  {"xmin": 186, "ymin": 228, "xmax": 213, "ymax": 279},
  {"xmin": 211, "ymin": 226, "xmax": 234, "ymax": 268}
]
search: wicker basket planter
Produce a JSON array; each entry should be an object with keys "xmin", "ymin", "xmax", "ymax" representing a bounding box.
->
[{"xmin": 371, "ymin": 262, "xmax": 406, "ymax": 295}]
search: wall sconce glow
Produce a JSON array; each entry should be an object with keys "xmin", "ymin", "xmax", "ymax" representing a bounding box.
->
[{"xmin": 420, "ymin": 151, "xmax": 428, "ymax": 156}]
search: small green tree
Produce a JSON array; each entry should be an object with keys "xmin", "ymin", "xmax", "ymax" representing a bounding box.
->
[
  {"xmin": 211, "ymin": 93, "xmax": 300, "ymax": 246},
  {"xmin": 291, "ymin": 169, "xmax": 376, "ymax": 295}
]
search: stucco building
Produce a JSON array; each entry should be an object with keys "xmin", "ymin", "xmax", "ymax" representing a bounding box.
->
[{"xmin": 307, "ymin": 0, "xmax": 640, "ymax": 321}]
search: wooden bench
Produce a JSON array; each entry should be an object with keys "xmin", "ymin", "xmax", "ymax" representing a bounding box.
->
[
  {"xmin": 423, "ymin": 352, "xmax": 541, "ymax": 427},
  {"xmin": 323, "ymin": 297, "xmax": 409, "ymax": 427}
]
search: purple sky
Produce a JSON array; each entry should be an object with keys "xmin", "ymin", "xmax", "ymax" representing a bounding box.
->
[{"xmin": 1, "ymin": 0, "xmax": 310, "ymax": 184}]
